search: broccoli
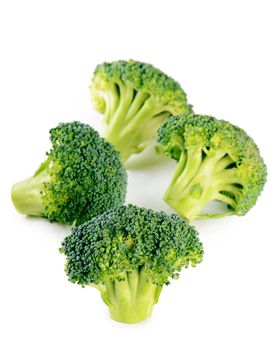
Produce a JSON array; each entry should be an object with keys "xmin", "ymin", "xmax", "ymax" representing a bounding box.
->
[
  {"xmin": 90, "ymin": 59, "xmax": 192, "ymax": 161},
  {"xmin": 157, "ymin": 114, "xmax": 267, "ymax": 220},
  {"xmin": 11, "ymin": 121, "xmax": 127, "ymax": 225},
  {"xmin": 60, "ymin": 204, "xmax": 203, "ymax": 324}
]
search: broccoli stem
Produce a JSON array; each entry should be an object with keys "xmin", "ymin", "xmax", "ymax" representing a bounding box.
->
[
  {"xmin": 94, "ymin": 268, "xmax": 162, "ymax": 323},
  {"xmin": 103, "ymin": 83, "xmax": 170, "ymax": 161},
  {"xmin": 164, "ymin": 149, "xmax": 243, "ymax": 220},
  {"xmin": 11, "ymin": 159, "xmax": 50, "ymax": 217}
]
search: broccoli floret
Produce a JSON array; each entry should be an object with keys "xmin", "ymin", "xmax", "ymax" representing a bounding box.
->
[
  {"xmin": 11, "ymin": 122, "xmax": 127, "ymax": 225},
  {"xmin": 60, "ymin": 204, "xmax": 203, "ymax": 323},
  {"xmin": 157, "ymin": 114, "xmax": 267, "ymax": 220},
  {"xmin": 90, "ymin": 59, "xmax": 192, "ymax": 161}
]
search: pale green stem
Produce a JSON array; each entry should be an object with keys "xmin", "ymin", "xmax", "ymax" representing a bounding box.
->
[
  {"xmin": 11, "ymin": 159, "xmax": 50, "ymax": 217},
  {"xmin": 101, "ymin": 85, "xmax": 172, "ymax": 161},
  {"xmin": 104, "ymin": 81, "xmax": 135, "ymax": 136},
  {"xmin": 93, "ymin": 269, "xmax": 162, "ymax": 324},
  {"xmin": 124, "ymin": 90, "xmax": 150, "ymax": 122},
  {"xmin": 175, "ymin": 148, "xmax": 203, "ymax": 189},
  {"xmin": 104, "ymin": 83, "xmax": 120, "ymax": 123},
  {"xmin": 213, "ymin": 155, "xmax": 235, "ymax": 174},
  {"xmin": 164, "ymin": 148, "xmax": 243, "ymax": 220},
  {"xmin": 215, "ymin": 193, "xmax": 236, "ymax": 206}
]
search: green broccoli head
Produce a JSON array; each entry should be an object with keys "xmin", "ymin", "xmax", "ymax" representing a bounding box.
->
[
  {"xmin": 90, "ymin": 59, "xmax": 192, "ymax": 162},
  {"xmin": 157, "ymin": 114, "xmax": 267, "ymax": 220},
  {"xmin": 11, "ymin": 122, "xmax": 127, "ymax": 225},
  {"xmin": 60, "ymin": 204, "xmax": 203, "ymax": 323}
]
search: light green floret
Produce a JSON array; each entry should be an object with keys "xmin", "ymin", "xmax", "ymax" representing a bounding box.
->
[
  {"xmin": 60, "ymin": 204, "xmax": 203, "ymax": 323},
  {"xmin": 90, "ymin": 60, "xmax": 192, "ymax": 161},
  {"xmin": 157, "ymin": 114, "xmax": 267, "ymax": 220}
]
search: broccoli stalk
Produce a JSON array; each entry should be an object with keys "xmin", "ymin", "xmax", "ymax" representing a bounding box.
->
[
  {"xmin": 91, "ymin": 60, "xmax": 192, "ymax": 162},
  {"xmin": 11, "ymin": 159, "xmax": 50, "ymax": 217},
  {"xmin": 94, "ymin": 270, "xmax": 162, "ymax": 323},
  {"xmin": 164, "ymin": 148, "xmax": 243, "ymax": 220},
  {"xmin": 60, "ymin": 204, "xmax": 203, "ymax": 323},
  {"xmin": 158, "ymin": 114, "xmax": 267, "ymax": 220},
  {"xmin": 103, "ymin": 89, "xmax": 170, "ymax": 162}
]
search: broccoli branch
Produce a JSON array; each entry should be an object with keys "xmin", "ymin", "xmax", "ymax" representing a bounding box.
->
[
  {"xmin": 100, "ymin": 82, "xmax": 173, "ymax": 161},
  {"xmin": 164, "ymin": 148, "xmax": 243, "ymax": 220}
]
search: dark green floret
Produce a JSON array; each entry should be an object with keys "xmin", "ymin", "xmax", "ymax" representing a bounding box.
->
[
  {"xmin": 60, "ymin": 204, "xmax": 203, "ymax": 323},
  {"xmin": 157, "ymin": 114, "xmax": 267, "ymax": 220},
  {"xmin": 11, "ymin": 121, "xmax": 127, "ymax": 225},
  {"xmin": 90, "ymin": 59, "xmax": 192, "ymax": 161}
]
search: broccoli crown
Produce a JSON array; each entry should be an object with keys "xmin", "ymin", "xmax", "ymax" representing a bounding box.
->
[
  {"xmin": 61, "ymin": 204, "xmax": 203, "ymax": 286},
  {"xmin": 90, "ymin": 60, "xmax": 192, "ymax": 161},
  {"xmin": 12, "ymin": 122, "xmax": 127, "ymax": 225},
  {"xmin": 43, "ymin": 122, "xmax": 127, "ymax": 224},
  {"xmin": 92, "ymin": 59, "xmax": 188, "ymax": 113},
  {"xmin": 157, "ymin": 114, "xmax": 267, "ymax": 217}
]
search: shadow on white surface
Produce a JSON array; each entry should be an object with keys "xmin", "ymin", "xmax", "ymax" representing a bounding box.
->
[
  {"xmin": 126, "ymin": 146, "xmax": 168, "ymax": 171},
  {"xmin": 23, "ymin": 215, "xmax": 70, "ymax": 242}
]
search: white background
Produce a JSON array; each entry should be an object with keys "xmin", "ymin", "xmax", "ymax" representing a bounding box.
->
[{"xmin": 0, "ymin": 1, "xmax": 279, "ymax": 349}]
